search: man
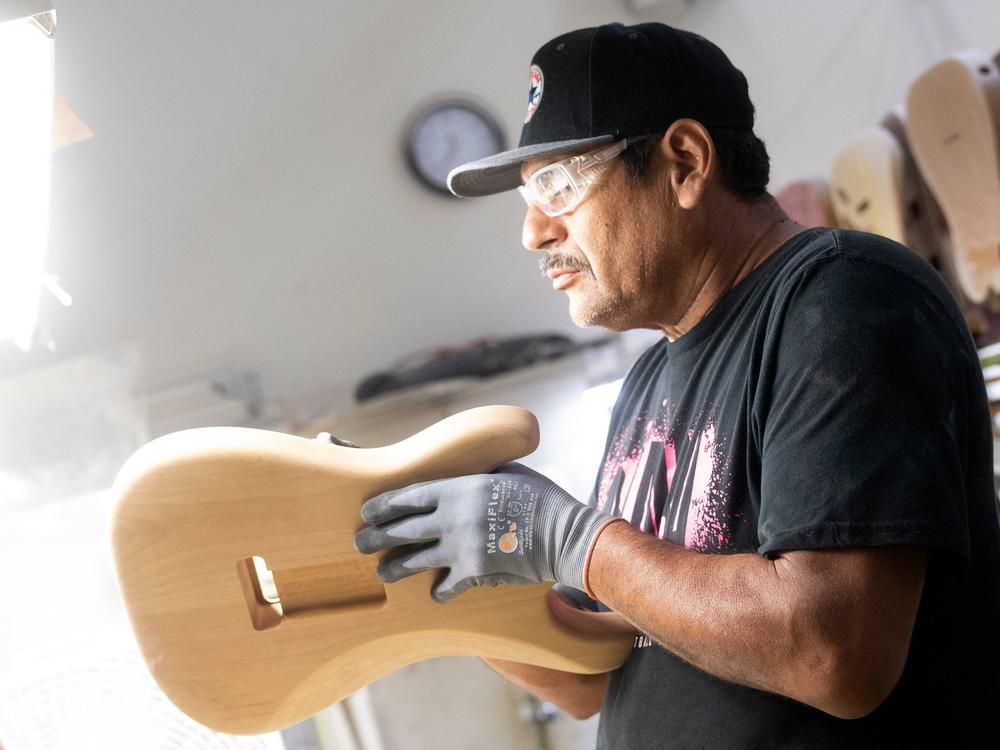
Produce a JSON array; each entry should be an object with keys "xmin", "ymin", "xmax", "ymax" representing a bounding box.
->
[{"xmin": 354, "ymin": 22, "xmax": 1000, "ymax": 747}]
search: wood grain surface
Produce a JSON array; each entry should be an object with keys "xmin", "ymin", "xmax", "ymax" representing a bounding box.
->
[
  {"xmin": 906, "ymin": 51, "xmax": 1000, "ymax": 303},
  {"xmin": 112, "ymin": 405, "xmax": 632, "ymax": 734}
]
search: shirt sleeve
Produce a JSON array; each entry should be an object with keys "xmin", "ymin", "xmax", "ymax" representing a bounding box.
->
[{"xmin": 754, "ymin": 250, "xmax": 975, "ymax": 563}]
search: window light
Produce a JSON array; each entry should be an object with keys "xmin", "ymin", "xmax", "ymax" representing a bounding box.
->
[{"xmin": 0, "ymin": 6, "xmax": 59, "ymax": 352}]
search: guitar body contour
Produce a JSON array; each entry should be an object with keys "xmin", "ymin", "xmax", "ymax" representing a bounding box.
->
[
  {"xmin": 830, "ymin": 125, "xmax": 908, "ymax": 242},
  {"xmin": 906, "ymin": 50, "xmax": 1000, "ymax": 303},
  {"xmin": 111, "ymin": 405, "xmax": 632, "ymax": 735}
]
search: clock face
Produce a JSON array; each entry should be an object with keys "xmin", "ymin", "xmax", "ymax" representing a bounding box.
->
[{"xmin": 407, "ymin": 100, "xmax": 506, "ymax": 194}]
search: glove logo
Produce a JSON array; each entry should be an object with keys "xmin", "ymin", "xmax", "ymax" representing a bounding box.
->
[{"xmin": 499, "ymin": 521, "xmax": 519, "ymax": 553}]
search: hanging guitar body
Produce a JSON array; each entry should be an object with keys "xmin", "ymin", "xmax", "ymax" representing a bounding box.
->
[
  {"xmin": 111, "ymin": 405, "xmax": 632, "ymax": 735},
  {"xmin": 906, "ymin": 50, "xmax": 1000, "ymax": 303},
  {"xmin": 830, "ymin": 124, "xmax": 910, "ymax": 242}
]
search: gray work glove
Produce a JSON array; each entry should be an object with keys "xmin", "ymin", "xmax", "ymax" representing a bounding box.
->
[{"xmin": 354, "ymin": 462, "xmax": 618, "ymax": 603}]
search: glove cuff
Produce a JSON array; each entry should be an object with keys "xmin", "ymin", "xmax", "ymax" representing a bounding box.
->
[{"xmin": 541, "ymin": 492, "xmax": 618, "ymax": 591}]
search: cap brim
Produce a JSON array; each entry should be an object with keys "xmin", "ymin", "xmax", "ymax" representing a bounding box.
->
[{"xmin": 447, "ymin": 135, "xmax": 615, "ymax": 198}]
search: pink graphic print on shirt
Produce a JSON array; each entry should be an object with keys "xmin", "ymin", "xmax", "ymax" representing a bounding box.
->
[{"xmin": 596, "ymin": 402, "xmax": 734, "ymax": 552}]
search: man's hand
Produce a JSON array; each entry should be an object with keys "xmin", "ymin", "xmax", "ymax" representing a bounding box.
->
[{"xmin": 353, "ymin": 463, "xmax": 620, "ymax": 603}]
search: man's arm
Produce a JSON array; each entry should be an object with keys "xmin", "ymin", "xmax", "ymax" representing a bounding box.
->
[
  {"xmin": 480, "ymin": 658, "xmax": 610, "ymax": 720},
  {"xmin": 354, "ymin": 463, "xmax": 928, "ymax": 719},
  {"xmin": 586, "ymin": 521, "xmax": 929, "ymax": 719}
]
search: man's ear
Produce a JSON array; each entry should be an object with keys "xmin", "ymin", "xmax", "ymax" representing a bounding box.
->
[{"xmin": 657, "ymin": 119, "xmax": 715, "ymax": 209}]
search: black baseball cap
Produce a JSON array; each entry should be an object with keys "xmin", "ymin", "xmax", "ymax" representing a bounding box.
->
[{"xmin": 447, "ymin": 22, "xmax": 755, "ymax": 198}]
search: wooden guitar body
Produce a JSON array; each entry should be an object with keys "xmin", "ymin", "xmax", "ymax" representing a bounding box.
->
[
  {"xmin": 880, "ymin": 107, "xmax": 1000, "ymax": 343},
  {"xmin": 906, "ymin": 50, "xmax": 1000, "ymax": 303},
  {"xmin": 878, "ymin": 110, "xmax": 959, "ymax": 268},
  {"xmin": 830, "ymin": 125, "xmax": 908, "ymax": 242},
  {"xmin": 827, "ymin": 107, "xmax": 1000, "ymax": 344},
  {"xmin": 111, "ymin": 406, "xmax": 632, "ymax": 735}
]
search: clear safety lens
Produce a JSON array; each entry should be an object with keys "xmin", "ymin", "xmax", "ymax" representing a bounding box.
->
[
  {"xmin": 518, "ymin": 139, "xmax": 630, "ymax": 217},
  {"xmin": 532, "ymin": 164, "xmax": 578, "ymax": 215}
]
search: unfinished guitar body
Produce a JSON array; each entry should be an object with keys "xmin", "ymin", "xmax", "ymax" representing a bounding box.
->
[
  {"xmin": 878, "ymin": 109, "xmax": 957, "ymax": 277},
  {"xmin": 831, "ymin": 125, "xmax": 908, "ymax": 242},
  {"xmin": 906, "ymin": 50, "xmax": 1000, "ymax": 303},
  {"xmin": 879, "ymin": 108, "xmax": 1000, "ymax": 342},
  {"xmin": 111, "ymin": 406, "xmax": 632, "ymax": 735}
]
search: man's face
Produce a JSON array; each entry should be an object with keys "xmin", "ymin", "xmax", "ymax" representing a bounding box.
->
[{"xmin": 520, "ymin": 145, "xmax": 686, "ymax": 332}]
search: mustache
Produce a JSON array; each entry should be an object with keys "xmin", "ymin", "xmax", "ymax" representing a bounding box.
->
[{"xmin": 538, "ymin": 252, "xmax": 596, "ymax": 280}]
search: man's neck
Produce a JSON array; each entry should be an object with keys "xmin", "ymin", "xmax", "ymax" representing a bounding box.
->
[{"xmin": 659, "ymin": 197, "xmax": 804, "ymax": 341}]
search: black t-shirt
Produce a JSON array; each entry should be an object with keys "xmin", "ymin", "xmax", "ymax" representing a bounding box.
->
[{"xmin": 592, "ymin": 227, "xmax": 1000, "ymax": 749}]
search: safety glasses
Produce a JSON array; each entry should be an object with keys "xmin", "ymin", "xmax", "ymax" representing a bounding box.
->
[{"xmin": 517, "ymin": 138, "xmax": 631, "ymax": 217}]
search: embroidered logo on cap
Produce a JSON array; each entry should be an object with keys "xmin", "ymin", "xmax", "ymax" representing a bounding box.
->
[{"xmin": 525, "ymin": 64, "xmax": 543, "ymax": 124}]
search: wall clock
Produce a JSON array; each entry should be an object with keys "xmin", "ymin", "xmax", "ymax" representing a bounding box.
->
[{"xmin": 405, "ymin": 98, "xmax": 506, "ymax": 194}]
